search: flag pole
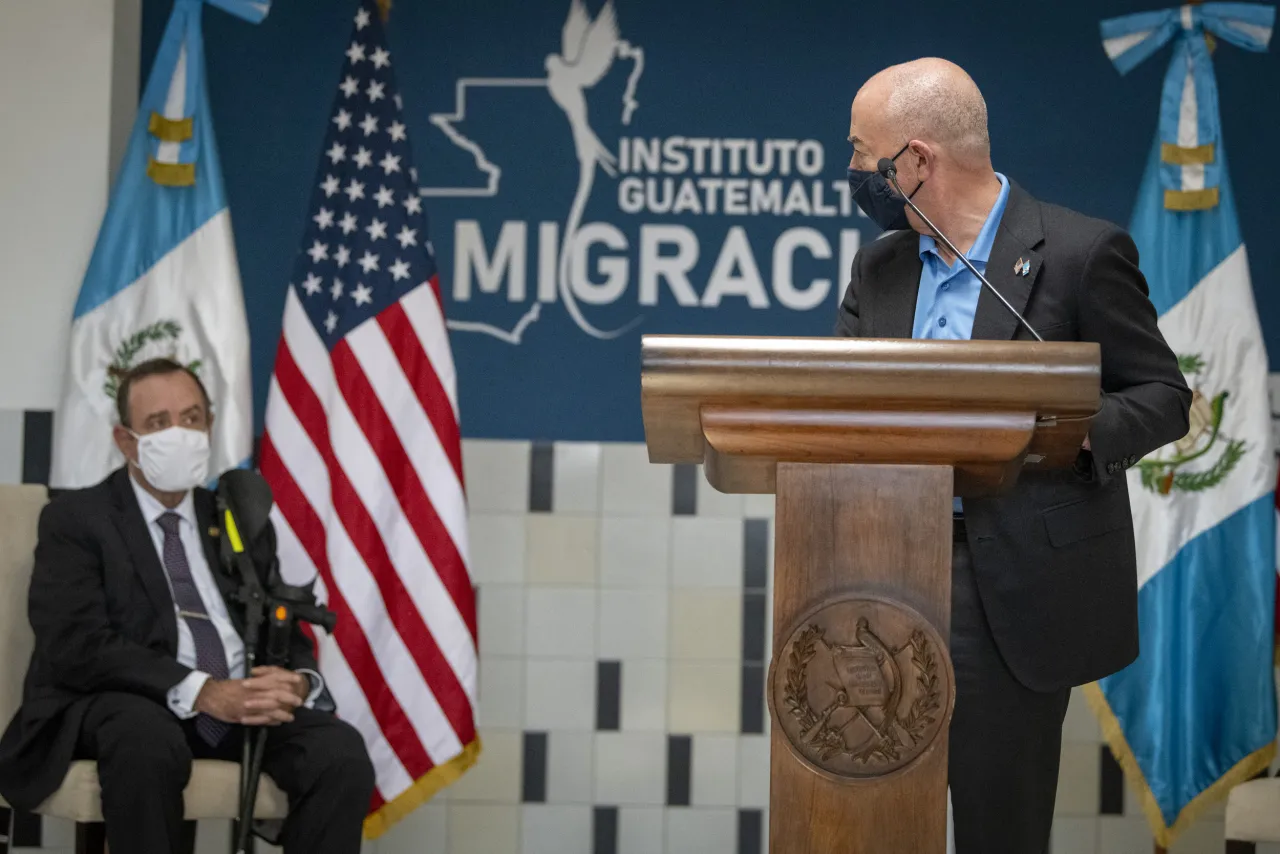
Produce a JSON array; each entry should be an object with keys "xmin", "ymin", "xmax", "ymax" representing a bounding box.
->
[{"xmin": 376, "ymin": 0, "xmax": 391, "ymax": 21}]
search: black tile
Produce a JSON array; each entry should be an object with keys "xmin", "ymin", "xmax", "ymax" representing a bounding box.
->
[
  {"xmin": 592, "ymin": 806, "xmax": 619, "ymax": 854},
  {"xmin": 529, "ymin": 442, "xmax": 554, "ymax": 512},
  {"xmin": 21, "ymin": 411, "xmax": 53, "ymax": 486},
  {"xmin": 11, "ymin": 809, "xmax": 41, "ymax": 847},
  {"xmin": 672, "ymin": 463, "xmax": 698, "ymax": 515},
  {"xmin": 667, "ymin": 734, "xmax": 692, "ymax": 806},
  {"xmin": 522, "ymin": 731, "xmax": 548, "ymax": 803},
  {"xmin": 1099, "ymin": 745, "xmax": 1124, "ymax": 815},
  {"xmin": 738, "ymin": 809, "xmax": 764, "ymax": 854},
  {"xmin": 742, "ymin": 591, "xmax": 767, "ymax": 663},
  {"xmin": 741, "ymin": 663, "xmax": 765, "ymax": 734},
  {"xmin": 743, "ymin": 519, "xmax": 769, "ymax": 590},
  {"xmin": 596, "ymin": 661, "xmax": 621, "ymax": 731}
]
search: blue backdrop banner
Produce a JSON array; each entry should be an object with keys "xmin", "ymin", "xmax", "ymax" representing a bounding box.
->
[{"xmin": 142, "ymin": 0, "xmax": 1280, "ymax": 441}]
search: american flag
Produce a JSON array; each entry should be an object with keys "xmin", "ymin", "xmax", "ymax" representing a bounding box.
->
[{"xmin": 260, "ymin": 0, "xmax": 478, "ymax": 835}]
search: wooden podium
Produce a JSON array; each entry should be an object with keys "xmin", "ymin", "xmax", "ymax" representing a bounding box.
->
[{"xmin": 640, "ymin": 335, "xmax": 1099, "ymax": 854}]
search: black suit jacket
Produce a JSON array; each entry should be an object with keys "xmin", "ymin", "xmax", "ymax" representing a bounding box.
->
[
  {"xmin": 0, "ymin": 468, "xmax": 319, "ymax": 811},
  {"xmin": 835, "ymin": 182, "xmax": 1191, "ymax": 692}
]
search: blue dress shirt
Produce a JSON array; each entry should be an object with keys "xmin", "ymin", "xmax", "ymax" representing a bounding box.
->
[
  {"xmin": 912, "ymin": 173, "xmax": 1010, "ymax": 340},
  {"xmin": 911, "ymin": 173, "xmax": 1010, "ymax": 513}
]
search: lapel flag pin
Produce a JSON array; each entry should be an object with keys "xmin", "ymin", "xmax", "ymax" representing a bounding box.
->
[{"xmin": 1014, "ymin": 257, "xmax": 1031, "ymax": 276}]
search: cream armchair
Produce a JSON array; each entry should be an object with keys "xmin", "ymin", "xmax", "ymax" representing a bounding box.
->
[{"xmin": 0, "ymin": 484, "xmax": 288, "ymax": 854}]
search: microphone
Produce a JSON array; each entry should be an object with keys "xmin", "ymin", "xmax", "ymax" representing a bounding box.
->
[
  {"xmin": 877, "ymin": 158, "xmax": 1043, "ymax": 342},
  {"xmin": 216, "ymin": 469, "xmax": 277, "ymax": 570}
]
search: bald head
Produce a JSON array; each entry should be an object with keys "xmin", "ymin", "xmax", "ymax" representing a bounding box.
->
[{"xmin": 852, "ymin": 58, "xmax": 991, "ymax": 168}]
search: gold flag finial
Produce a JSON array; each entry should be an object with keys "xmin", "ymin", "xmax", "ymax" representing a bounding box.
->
[{"xmin": 376, "ymin": 0, "xmax": 391, "ymax": 21}]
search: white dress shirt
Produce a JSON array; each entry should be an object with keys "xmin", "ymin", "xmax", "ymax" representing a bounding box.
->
[{"xmin": 129, "ymin": 476, "xmax": 322, "ymax": 718}]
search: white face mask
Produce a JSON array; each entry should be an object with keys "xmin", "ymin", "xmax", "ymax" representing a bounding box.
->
[{"xmin": 129, "ymin": 426, "xmax": 210, "ymax": 492}]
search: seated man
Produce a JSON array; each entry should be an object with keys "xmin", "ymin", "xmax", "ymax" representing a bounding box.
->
[{"xmin": 0, "ymin": 358, "xmax": 375, "ymax": 853}]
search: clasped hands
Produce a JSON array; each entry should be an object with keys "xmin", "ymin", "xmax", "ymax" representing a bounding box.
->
[{"xmin": 194, "ymin": 666, "xmax": 308, "ymax": 726}]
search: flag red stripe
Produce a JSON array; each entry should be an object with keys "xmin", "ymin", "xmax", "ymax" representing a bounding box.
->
[
  {"xmin": 260, "ymin": 428, "xmax": 434, "ymax": 778},
  {"xmin": 344, "ymin": 317, "xmax": 475, "ymax": 641},
  {"xmin": 275, "ymin": 337, "xmax": 476, "ymax": 746},
  {"xmin": 331, "ymin": 338, "xmax": 477, "ymax": 737},
  {"xmin": 378, "ymin": 299, "xmax": 465, "ymax": 487}
]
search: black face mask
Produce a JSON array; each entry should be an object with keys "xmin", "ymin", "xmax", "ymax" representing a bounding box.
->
[{"xmin": 847, "ymin": 143, "xmax": 923, "ymax": 231}]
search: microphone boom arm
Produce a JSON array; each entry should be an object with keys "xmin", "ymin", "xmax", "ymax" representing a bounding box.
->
[{"xmin": 882, "ymin": 164, "xmax": 1043, "ymax": 342}]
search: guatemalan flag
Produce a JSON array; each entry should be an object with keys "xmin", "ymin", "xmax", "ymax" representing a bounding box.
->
[
  {"xmin": 49, "ymin": 0, "xmax": 265, "ymax": 488},
  {"xmin": 1088, "ymin": 4, "xmax": 1278, "ymax": 847}
]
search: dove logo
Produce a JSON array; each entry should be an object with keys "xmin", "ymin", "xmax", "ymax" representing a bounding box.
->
[{"xmin": 424, "ymin": 0, "xmax": 865, "ymax": 346}]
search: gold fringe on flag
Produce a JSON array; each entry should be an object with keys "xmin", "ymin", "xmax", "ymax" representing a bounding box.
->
[
  {"xmin": 362, "ymin": 737, "xmax": 483, "ymax": 840},
  {"xmin": 1083, "ymin": 682, "xmax": 1276, "ymax": 848}
]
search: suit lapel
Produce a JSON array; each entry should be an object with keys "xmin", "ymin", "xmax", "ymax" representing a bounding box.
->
[
  {"xmin": 195, "ymin": 488, "xmax": 244, "ymax": 634},
  {"xmin": 869, "ymin": 234, "xmax": 923, "ymax": 339},
  {"xmin": 110, "ymin": 470, "xmax": 179, "ymax": 651},
  {"xmin": 970, "ymin": 183, "xmax": 1044, "ymax": 341}
]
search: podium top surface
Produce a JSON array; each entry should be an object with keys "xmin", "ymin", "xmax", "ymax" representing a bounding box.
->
[{"xmin": 641, "ymin": 335, "xmax": 1100, "ymax": 469}]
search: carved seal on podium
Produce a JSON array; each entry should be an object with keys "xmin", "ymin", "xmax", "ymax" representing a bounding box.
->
[{"xmin": 769, "ymin": 596, "xmax": 954, "ymax": 782}]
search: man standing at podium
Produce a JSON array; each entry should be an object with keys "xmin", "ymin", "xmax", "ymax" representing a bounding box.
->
[{"xmin": 836, "ymin": 58, "xmax": 1190, "ymax": 853}]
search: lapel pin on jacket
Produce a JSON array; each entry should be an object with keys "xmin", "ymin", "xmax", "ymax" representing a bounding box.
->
[{"xmin": 1014, "ymin": 257, "xmax": 1031, "ymax": 277}]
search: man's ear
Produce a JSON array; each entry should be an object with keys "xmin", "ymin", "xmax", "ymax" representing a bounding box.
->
[
  {"xmin": 909, "ymin": 140, "xmax": 936, "ymax": 183},
  {"xmin": 113, "ymin": 424, "xmax": 137, "ymax": 464}
]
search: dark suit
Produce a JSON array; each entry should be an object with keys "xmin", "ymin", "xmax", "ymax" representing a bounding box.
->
[
  {"xmin": 835, "ymin": 183, "xmax": 1191, "ymax": 852},
  {"xmin": 0, "ymin": 469, "xmax": 375, "ymax": 853}
]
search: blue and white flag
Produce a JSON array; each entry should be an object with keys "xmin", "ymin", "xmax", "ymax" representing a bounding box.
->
[
  {"xmin": 1088, "ymin": 4, "xmax": 1277, "ymax": 846},
  {"xmin": 50, "ymin": 0, "xmax": 268, "ymax": 488}
]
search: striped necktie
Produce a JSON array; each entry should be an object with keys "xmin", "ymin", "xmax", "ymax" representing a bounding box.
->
[{"xmin": 157, "ymin": 512, "xmax": 231, "ymax": 745}]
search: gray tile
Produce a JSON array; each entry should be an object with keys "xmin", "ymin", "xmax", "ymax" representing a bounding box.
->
[
  {"xmin": 463, "ymin": 440, "xmax": 531, "ymax": 513},
  {"xmin": 737, "ymin": 736, "xmax": 770, "ymax": 808},
  {"xmin": 0, "ymin": 409, "xmax": 24, "ymax": 485},
  {"xmin": 525, "ymin": 660, "xmax": 596, "ymax": 731},
  {"xmin": 600, "ymin": 589, "xmax": 669, "ymax": 660},
  {"xmin": 1169, "ymin": 818, "xmax": 1225, "ymax": 853},
  {"xmin": 547, "ymin": 731, "xmax": 595, "ymax": 803},
  {"xmin": 376, "ymin": 801, "xmax": 447, "ymax": 854},
  {"xmin": 1098, "ymin": 816, "xmax": 1154, "ymax": 854},
  {"xmin": 667, "ymin": 808, "xmax": 736, "ymax": 854},
  {"xmin": 690, "ymin": 734, "xmax": 739, "ymax": 806},
  {"xmin": 552, "ymin": 442, "xmax": 602, "ymax": 513},
  {"xmin": 1049, "ymin": 817, "xmax": 1098, "ymax": 854},
  {"xmin": 620, "ymin": 659, "xmax": 668, "ymax": 732},
  {"xmin": 478, "ymin": 657, "xmax": 525, "ymax": 729},
  {"xmin": 479, "ymin": 584, "xmax": 526, "ymax": 657},
  {"xmin": 468, "ymin": 513, "xmax": 527, "ymax": 584},
  {"xmin": 525, "ymin": 587, "xmax": 597, "ymax": 658},
  {"xmin": 602, "ymin": 444, "xmax": 672, "ymax": 516},
  {"xmin": 1055, "ymin": 741, "xmax": 1101, "ymax": 817},
  {"xmin": 526, "ymin": 515, "xmax": 598, "ymax": 585},
  {"xmin": 522, "ymin": 804, "xmax": 591, "ymax": 854},
  {"xmin": 672, "ymin": 518, "xmax": 744, "ymax": 588},
  {"xmin": 617, "ymin": 806, "xmax": 665, "ymax": 854},
  {"xmin": 448, "ymin": 804, "xmax": 520, "ymax": 854},
  {"xmin": 595, "ymin": 732, "xmax": 667, "ymax": 805},
  {"xmin": 600, "ymin": 517, "xmax": 671, "ymax": 588}
]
